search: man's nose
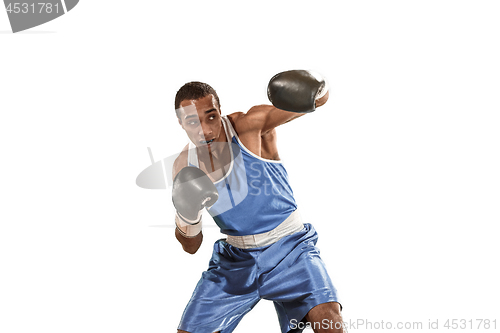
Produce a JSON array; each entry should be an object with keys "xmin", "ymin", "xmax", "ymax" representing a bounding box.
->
[{"xmin": 198, "ymin": 124, "xmax": 212, "ymax": 137}]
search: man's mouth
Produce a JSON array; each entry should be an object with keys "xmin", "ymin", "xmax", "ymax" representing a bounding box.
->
[{"xmin": 200, "ymin": 138, "xmax": 215, "ymax": 145}]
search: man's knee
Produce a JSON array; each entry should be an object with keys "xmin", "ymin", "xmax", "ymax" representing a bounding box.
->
[
  {"xmin": 305, "ymin": 302, "xmax": 344, "ymax": 332},
  {"xmin": 306, "ymin": 301, "xmax": 343, "ymax": 320},
  {"xmin": 331, "ymin": 301, "xmax": 342, "ymax": 315}
]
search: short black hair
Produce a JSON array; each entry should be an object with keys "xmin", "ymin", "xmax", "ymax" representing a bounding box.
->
[{"xmin": 174, "ymin": 82, "xmax": 221, "ymax": 118}]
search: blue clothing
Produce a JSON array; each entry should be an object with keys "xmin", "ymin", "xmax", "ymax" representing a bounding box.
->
[
  {"xmin": 182, "ymin": 116, "xmax": 340, "ymax": 332},
  {"xmin": 188, "ymin": 116, "xmax": 297, "ymax": 236},
  {"xmin": 177, "ymin": 224, "xmax": 339, "ymax": 333}
]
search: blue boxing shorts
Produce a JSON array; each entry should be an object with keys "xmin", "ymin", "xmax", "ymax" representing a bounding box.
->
[{"xmin": 177, "ymin": 223, "xmax": 340, "ymax": 333}]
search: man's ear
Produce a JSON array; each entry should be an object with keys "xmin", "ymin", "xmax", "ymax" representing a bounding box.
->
[{"xmin": 178, "ymin": 118, "xmax": 183, "ymax": 128}]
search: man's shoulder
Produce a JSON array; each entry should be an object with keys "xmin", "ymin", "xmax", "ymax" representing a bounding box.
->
[
  {"xmin": 226, "ymin": 106, "xmax": 272, "ymax": 133},
  {"xmin": 226, "ymin": 112, "xmax": 244, "ymax": 134},
  {"xmin": 226, "ymin": 111, "xmax": 244, "ymax": 123}
]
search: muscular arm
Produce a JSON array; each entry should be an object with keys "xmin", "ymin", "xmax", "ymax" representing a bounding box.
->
[
  {"xmin": 244, "ymin": 69, "xmax": 330, "ymax": 134},
  {"xmin": 235, "ymin": 89, "xmax": 329, "ymax": 135},
  {"xmin": 229, "ymin": 76, "xmax": 329, "ymax": 160},
  {"xmin": 172, "ymin": 148, "xmax": 203, "ymax": 255}
]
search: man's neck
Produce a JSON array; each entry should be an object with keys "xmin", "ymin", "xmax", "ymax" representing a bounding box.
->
[{"xmin": 197, "ymin": 121, "xmax": 230, "ymax": 173}]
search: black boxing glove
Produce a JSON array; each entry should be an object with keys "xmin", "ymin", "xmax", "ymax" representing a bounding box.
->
[
  {"xmin": 267, "ymin": 70, "xmax": 328, "ymax": 113},
  {"xmin": 172, "ymin": 167, "xmax": 218, "ymax": 237}
]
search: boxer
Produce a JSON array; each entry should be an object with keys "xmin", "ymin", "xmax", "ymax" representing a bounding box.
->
[{"xmin": 172, "ymin": 70, "xmax": 344, "ymax": 333}]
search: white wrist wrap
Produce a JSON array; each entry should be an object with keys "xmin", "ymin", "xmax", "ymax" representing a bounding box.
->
[
  {"xmin": 308, "ymin": 70, "xmax": 329, "ymax": 100},
  {"xmin": 175, "ymin": 211, "xmax": 202, "ymax": 238}
]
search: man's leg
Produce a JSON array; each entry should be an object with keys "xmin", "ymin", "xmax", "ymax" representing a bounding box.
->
[{"xmin": 304, "ymin": 302, "xmax": 345, "ymax": 333}]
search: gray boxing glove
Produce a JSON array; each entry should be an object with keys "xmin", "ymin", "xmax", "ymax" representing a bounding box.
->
[
  {"xmin": 172, "ymin": 167, "xmax": 218, "ymax": 237},
  {"xmin": 267, "ymin": 70, "xmax": 328, "ymax": 113}
]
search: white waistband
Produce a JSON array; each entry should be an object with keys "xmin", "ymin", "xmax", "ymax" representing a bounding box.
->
[{"xmin": 225, "ymin": 210, "xmax": 304, "ymax": 249}]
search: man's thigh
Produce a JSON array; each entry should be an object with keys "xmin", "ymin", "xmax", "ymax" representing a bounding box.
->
[{"xmin": 178, "ymin": 282, "xmax": 260, "ymax": 333}]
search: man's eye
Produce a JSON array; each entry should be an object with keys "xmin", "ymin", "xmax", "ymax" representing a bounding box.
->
[{"xmin": 209, "ymin": 115, "xmax": 215, "ymax": 120}]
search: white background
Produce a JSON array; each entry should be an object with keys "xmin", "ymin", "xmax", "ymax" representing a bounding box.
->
[{"xmin": 1, "ymin": 1, "xmax": 499, "ymax": 332}]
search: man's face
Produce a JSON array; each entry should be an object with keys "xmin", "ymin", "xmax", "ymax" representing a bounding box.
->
[{"xmin": 177, "ymin": 94, "xmax": 223, "ymax": 148}]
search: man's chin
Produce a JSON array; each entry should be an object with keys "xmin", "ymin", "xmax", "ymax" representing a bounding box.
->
[{"xmin": 195, "ymin": 141, "xmax": 229, "ymax": 153}]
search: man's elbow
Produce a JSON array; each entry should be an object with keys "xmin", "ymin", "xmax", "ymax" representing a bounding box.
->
[
  {"xmin": 184, "ymin": 248, "xmax": 197, "ymax": 254},
  {"xmin": 175, "ymin": 228, "xmax": 203, "ymax": 254},
  {"xmin": 182, "ymin": 244, "xmax": 201, "ymax": 255}
]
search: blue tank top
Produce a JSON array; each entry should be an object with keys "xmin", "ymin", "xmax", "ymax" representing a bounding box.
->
[{"xmin": 188, "ymin": 116, "xmax": 297, "ymax": 236}]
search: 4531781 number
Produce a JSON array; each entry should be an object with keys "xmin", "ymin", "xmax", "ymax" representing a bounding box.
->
[{"xmin": 6, "ymin": 3, "xmax": 60, "ymax": 14}]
